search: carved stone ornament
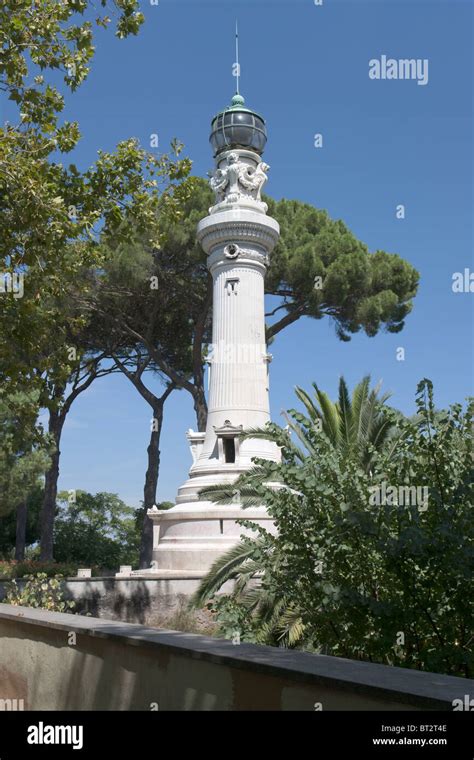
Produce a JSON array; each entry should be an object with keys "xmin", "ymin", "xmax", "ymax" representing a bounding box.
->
[
  {"xmin": 224, "ymin": 243, "xmax": 240, "ymax": 259},
  {"xmin": 209, "ymin": 152, "xmax": 270, "ymax": 205}
]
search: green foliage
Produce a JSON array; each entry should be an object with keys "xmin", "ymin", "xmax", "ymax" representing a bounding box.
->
[
  {"xmin": 264, "ymin": 196, "xmax": 419, "ymax": 341},
  {"xmin": 92, "ymin": 178, "xmax": 213, "ymax": 382},
  {"xmin": 0, "ymin": 484, "xmax": 43, "ymax": 556},
  {"xmin": 0, "ymin": 1, "xmax": 194, "ymax": 395},
  {"xmin": 0, "ymin": 389, "xmax": 52, "ymax": 517},
  {"xmin": 196, "ymin": 379, "xmax": 473, "ymax": 677},
  {"xmin": 133, "ymin": 501, "xmax": 173, "ymax": 534},
  {"xmin": 92, "ymin": 178, "xmax": 418, "ymax": 441},
  {"xmin": 0, "ymin": 559, "xmax": 79, "ymax": 579},
  {"xmin": 53, "ymin": 490, "xmax": 140, "ymax": 570},
  {"xmin": 4, "ymin": 572, "xmax": 75, "ymax": 613},
  {"xmin": 286, "ymin": 375, "xmax": 394, "ymax": 473},
  {"xmin": 1, "ymin": 1, "xmax": 144, "ymax": 132}
]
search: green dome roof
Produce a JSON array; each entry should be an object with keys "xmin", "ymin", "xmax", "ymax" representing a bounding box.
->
[
  {"xmin": 230, "ymin": 93, "xmax": 245, "ymax": 108},
  {"xmin": 212, "ymin": 92, "xmax": 265, "ymax": 120}
]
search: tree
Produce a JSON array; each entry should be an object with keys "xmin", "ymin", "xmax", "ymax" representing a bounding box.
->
[
  {"xmin": 82, "ymin": 228, "xmax": 204, "ymax": 564},
  {"xmin": 0, "ymin": 484, "xmax": 43, "ymax": 560},
  {"xmin": 83, "ymin": 183, "xmax": 418, "ymax": 567},
  {"xmin": 194, "ymin": 380, "xmax": 473, "ymax": 678},
  {"xmin": 0, "ymin": 388, "xmax": 51, "ymax": 521},
  {"xmin": 38, "ymin": 352, "xmax": 118, "ymax": 560},
  {"xmin": 0, "ymin": 1, "xmax": 145, "ymax": 387},
  {"xmin": 1, "ymin": 1, "xmax": 195, "ymax": 559},
  {"xmin": 0, "ymin": 1, "xmax": 193, "ymax": 398},
  {"xmin": 265, "ymin": 197, "xmax": 419, "ymax": 341},
  {"xmin": 92, "ymin": 179, "xmax": 419, "ymax": 437},
  {"xmin": 109, "ymin": 353, "xmax": 176, "ymax": 568},
  {"xmin": 54, "ymin": 490, "xmax": 140, "ymax": 570},
  {"xmin": 91, "ymin": 183, "xmax": 213, "ymax": 432}
]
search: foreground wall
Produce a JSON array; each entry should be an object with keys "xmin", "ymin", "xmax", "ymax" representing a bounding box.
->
[{"xmin": 0, "ymin": 604, "xmax": 470, "ymax": 711}]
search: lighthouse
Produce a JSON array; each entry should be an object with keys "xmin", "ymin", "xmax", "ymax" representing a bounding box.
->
[{"xmin": 146, "ymin": 90, "xmax": 281, "ymax": 573}]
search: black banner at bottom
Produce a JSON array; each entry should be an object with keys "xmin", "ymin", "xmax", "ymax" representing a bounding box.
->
[{"xmin": 0, "ymin": 710, "xmax": 472, "ymax": 758}]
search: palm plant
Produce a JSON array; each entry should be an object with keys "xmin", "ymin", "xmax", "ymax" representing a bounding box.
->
[
  {"xmin": 191, "ymin": 376, "xmax": 397, "ymax": 647},
  {"xmin": 286, "ymin": 375, "xmax": 394, "ymax": 473},
  {"xmin": 191, "ymin": 534, "xmax": 305, "ymax": 647}
]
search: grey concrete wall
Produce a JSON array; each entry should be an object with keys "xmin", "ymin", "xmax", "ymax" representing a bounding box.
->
[
  {"xmin": 0, "ymin": 576, "xmax": 208, "ymax": 627},
  {"xmin": 0, "ymin": 604, "xmax": 471, "ymax": 711}
]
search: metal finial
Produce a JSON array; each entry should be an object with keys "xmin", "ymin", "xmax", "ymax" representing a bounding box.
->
[{"xmin": 235, "ymin": 20, "xmax": 240, "ymax": 95}]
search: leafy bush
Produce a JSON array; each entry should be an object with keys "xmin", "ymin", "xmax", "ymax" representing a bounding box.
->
[
  {"xmin": 196, "ymin": 379, "xmax": 473, "ymax": 677},
  {"xmin": 0, "ymin": 560, "xmax": 80, "ymax": 579},
  {"xmin": 4, "ymin": 573, "xmax": 75, "ymax": 613}
]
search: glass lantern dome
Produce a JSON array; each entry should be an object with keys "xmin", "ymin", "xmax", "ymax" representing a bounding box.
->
[{"xmin": 209, "ymin": 94, "xmax": 267, "ymax": 157}]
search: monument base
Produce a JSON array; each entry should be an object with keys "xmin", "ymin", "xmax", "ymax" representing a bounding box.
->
[{"xmin": 133, "ymin": 503, "xmax": 274, "ymax": 574}]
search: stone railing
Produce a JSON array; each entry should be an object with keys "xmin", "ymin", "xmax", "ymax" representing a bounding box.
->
[{"xmin": 0, "ymin": 604, "xmax": 471, "ymax": 711}]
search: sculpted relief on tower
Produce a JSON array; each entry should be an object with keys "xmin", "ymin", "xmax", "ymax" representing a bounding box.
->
[{"xmin": 209, "ymin": 152, "xmax": 269, "ymax": 212}]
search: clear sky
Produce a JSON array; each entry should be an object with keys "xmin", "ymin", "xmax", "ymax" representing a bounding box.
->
[{"xmin": 23, "ymin": 0, "xmax": 474, "ymax": 505}]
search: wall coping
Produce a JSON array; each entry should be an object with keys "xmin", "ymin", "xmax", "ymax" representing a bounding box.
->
[
  {"xmin": 0, "ymin": 604, "xmax": 471, "ymax": 710},
  {"xmin": 0, "ymin": 573, "xmax": 206, "ymax": 582}
]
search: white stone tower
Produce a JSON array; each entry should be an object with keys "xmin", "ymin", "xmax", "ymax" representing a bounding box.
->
[{"xmin": 146, "ymin": 91, "xmax": 281, "ymax": 573}]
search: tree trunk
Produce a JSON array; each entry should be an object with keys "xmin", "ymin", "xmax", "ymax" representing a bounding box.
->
[
  {"xmin": 39, "ymin": 411, "xmax": 64, "ymax": 561},
  {"xmin": 139, "ymin": 403, "xmax": 164, "ymax": 569},
  {"xmin": 110, "ymin": 358, "xmax": 175, "ymax": 570},
  {"xmin": 15, "ymin": 500, "xmax": 28, "ymax": 560},
  {"xmin": 193, "ymin": 384, "xmax": 208, "ymax": 432},
  {"xmin": 191, "ymin": 275, "xmax": 211, "ymax": 432}
]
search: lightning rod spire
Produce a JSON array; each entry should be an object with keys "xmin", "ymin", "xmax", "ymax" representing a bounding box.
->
[{"xmin": 235, "ymin": 20, "xmax": 240, "ymax": 95}]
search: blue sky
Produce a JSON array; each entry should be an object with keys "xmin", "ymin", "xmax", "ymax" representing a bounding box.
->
[{"xmin": 15, "ymin": 0, "xmax": 474, "ymax": 506}]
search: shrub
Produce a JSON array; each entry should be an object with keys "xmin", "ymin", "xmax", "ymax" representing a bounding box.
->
[
  {"xmin": 4, "ymin": 572, "xmax": 75, "ymax": 613},
  {"xmin": 0, "ymin": 560, "xmax": 80, "ymax": 579},
  {"xmin": 196, "ymin": 379, "xmax": 473, "ymax": 677}
]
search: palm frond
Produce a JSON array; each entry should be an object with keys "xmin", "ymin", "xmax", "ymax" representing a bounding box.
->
[
  {"xmin": 276, "ymin": 605, "xmax": 306, "ymax": 647},
  {"xmin": 312, "ymin": 383, "xmax": 340, "ymax": 445},
  {"xmin": 190, "ymin": 538, "xmax": 265, "ymax": 607},
  {"xmin": 337, "ymin": 376, "xmax": 353, "ymax": 447},
  {"xmin": 352, "ymin": 375, "xmax": 371, "ymax": 440},
  {"xmin": 294, "ymin": 385, "xmax": 320, "ymax": 424},
  {"xmin": 283, "ymin": 411, "xmax": 316, "ymax": 456}
]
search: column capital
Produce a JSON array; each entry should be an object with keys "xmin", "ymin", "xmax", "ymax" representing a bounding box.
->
[{"xmin": 197, "ymin": 209, "xmax": 280, "ymax": 258}]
